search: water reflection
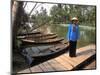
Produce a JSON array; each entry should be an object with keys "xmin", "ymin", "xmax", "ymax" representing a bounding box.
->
[
  {"xmin": 78, "ymin": 27, "xmax": 96, "ymax": 48},
  {"xmin": 39, "ymin": 24, "xmax": 96, "ymax": 48}
]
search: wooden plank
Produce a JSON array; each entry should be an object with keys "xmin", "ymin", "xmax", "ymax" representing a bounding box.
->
[
  {"xmin": 63, "ymin": 51, "xmax": 95, "ymax": 65},
  {"xmin": 72, "ymin": 50, "xmax": 95, "ymax": 64},
  {"xmin": 30, "ymin": 65, "xmax": 43, "ymax": 72},
  {"xmin": 63, "ymin": 45, "xmax": 95, "ymax": 62},
  {"xmin": 62, "ymin": 53, "xmax": 78, "ymax": 63},
  {"xmin": 38, "ymin": 64, "xmax": 49, "ymax": 72},
  {"xmin": 62, "ymin": 51, "xmax": 95, "ymax": 69},
  {"xmin": 47, "ymin": 59, "xmax": 68, "ymax": 71},
  {"xmin": 52, "ymin": 59, "xmax": 69, "ymax": 70},
  {"xmin": 41, "ymin": 61, "xmax": 55, "ymax": 72},
  {"xmin": 30, "ymin": 61, "xmax": 56, "ymax": 73},
  {"xmin": 59, "ymin": 54, "xmax": 77, "ymax": 67},
  {"xmin": 38, "ymin": 62, "xmax": 56, "ymax": 72},
  {"xmin": 83, "ymin": 60, "xmax": 96, "ymax": 69},
  {"xmin": 74, "ymin": 50, "xmax": 95, "ymax": 63},
  {"xmin": 54, "ymin": 55, "xmax": 73, "ymax": 70},
  {"xmin": 62, "ymin": 45, "xmax": 96, "ymax": 70},
  {"xmin": 17, "ymin": 68, "xmax": 31, "ymax": 73}
]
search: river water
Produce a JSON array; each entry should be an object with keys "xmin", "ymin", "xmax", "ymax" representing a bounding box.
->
[{"xmin": 39, "ymin": 24, "xmax": 96, "ymax": 48}]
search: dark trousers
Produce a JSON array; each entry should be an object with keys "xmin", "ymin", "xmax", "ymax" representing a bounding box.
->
[{"xmin": 69, "ymin": 40, "xmax": 77, "ymax": 57}]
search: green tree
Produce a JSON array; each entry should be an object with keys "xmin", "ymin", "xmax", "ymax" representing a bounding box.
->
[{"xmin": 31, "ymin": 6, "xmax": 50, "ymax": 30}]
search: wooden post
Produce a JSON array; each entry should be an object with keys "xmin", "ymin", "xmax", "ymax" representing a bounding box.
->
[{"xmin": 12, "ymin": 1, "xmax": 24, "ymax": 51}]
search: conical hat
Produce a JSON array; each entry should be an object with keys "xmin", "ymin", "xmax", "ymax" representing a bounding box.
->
[{"xmin": 71, "ymin": 17, "xmax": 78, "ymax": 21}]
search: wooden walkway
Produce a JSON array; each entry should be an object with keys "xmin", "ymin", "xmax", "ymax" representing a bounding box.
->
[{"xmin": 17, "ymin": 44, "xmax": 96, "ymax": 74}]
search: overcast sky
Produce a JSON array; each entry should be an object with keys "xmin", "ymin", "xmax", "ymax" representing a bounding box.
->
[
  {"xmin": 24, "ymin": 2, "xmax": 57, "ymax": 15},
  {"xmin": 23, "ymin": 0, "xmax": 96, "ymax": 16}
]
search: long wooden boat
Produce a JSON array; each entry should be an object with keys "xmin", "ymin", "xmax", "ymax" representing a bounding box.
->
[
  {"xmin": 21, "ymin": 37, "xmax": 64, "ymax": 44},
  {"xmin": 25, "ymin": 34, "xmax": 57, "ymax": 40},
  {"xmin": 17, "ymin": 31, "xmax": 41, "ymax": 36},
  {"xmin": 22, "ymin": 43, "xmax": 69, "ymax": 59},
  {"xmin": 17, "ymin": 33, "xmax": 56, "ymax": 39}
]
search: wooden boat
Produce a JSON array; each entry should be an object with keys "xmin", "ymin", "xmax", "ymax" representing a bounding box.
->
[
  {"xmin": 22, "ymin": 43, "xmax": 69, "ymax": 58},
  {"xmin": 17, "ymin": 33, "xmax": 56, "ymax": 39},
  {"xmin": 21, "ymin": 37, "xmax": 64, "ymax": 44},
  {"xmin": 17, "ymin": 31, "xmax": 41, "ymax": 36},
  {"xmin": 23, "ymin": 34, "xmax": 57, "ymax": 40}
]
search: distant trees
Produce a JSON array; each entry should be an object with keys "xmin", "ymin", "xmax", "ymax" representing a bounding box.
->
[
  {"xmin": 50, "ymin": 4, "xmax": 68, "ymax": 24},
  {"xmin": 50, "ymin": 4, "xmax": 96, "ymax": 26},
  {"xmin": 31, "ymin": 4, "xmax": 96, "ymax": 27},
  {"xmin": 31, "ymin": 6, "xmax": 50, "ymax": 28}
]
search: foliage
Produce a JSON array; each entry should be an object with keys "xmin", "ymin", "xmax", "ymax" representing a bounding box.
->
[
  {"xmin": 31, "ymin": 6, "xmax": 50, "ymax": 27},
  {"xmin": 31, "ymin": 4, "xmax": 96, "ymax": 27}
]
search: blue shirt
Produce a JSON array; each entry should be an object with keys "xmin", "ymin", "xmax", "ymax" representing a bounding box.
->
[{"xmin": 67, "ymin": 24, "xmax": 80, "ymax": 41}]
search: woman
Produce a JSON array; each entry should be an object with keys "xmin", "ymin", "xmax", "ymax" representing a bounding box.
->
[{"xmin": 67, "ymin": 17, "xmax": 80, "ymax": 57}]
